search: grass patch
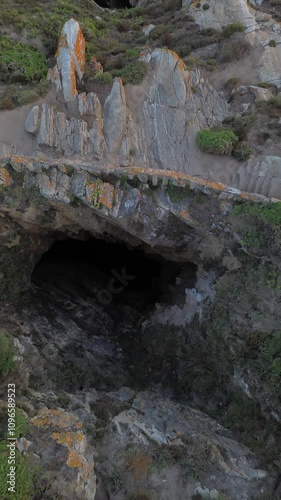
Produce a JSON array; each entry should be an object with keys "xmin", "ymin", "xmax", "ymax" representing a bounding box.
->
[
  {"xmin": 0, "ymin": 330, "xmax": 15, "ymax": 378},
  {"xmin": 196, "ymin": 129, "xmax": 238, "ymax": 155},
  {"xmin": 0, "ymin": 35, "xmax": 47, "ymax": 84},
  {"xmin": 232, "ymin": 202, "xmax": 281, "ymax": 228},
  {"xmin": 0, "ymin": 441, "xmax": 39, "ymax": 499}
]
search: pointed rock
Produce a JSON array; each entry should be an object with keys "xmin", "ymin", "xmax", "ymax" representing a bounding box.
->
[{"xmin": 48, "ymin": 18, "xmax": 86, "ymax": 102}]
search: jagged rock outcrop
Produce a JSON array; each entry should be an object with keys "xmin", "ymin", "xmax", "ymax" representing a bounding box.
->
[
  {"xmin": 187, "ymin": 0, "xmax": 281, "ymax": 88},
  {"xmin": 27, "ymin": 22, "xmax": 229, "ymax": 174},
  {"xmin": 48, "ymin": 18, "xmax": 86, "ymax": 101}
]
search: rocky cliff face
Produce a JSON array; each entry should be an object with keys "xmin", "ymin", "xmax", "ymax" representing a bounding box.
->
[
  {"xmin": 0, "ymin": 3, "xmax": 281, "ymax": 500},
  {"xmin": 27, "ymin": 23, "xmax": 229, "ymax": 175},
  {"xmin": 188, "ymin": 0, "xmax": 281, "ymax": 88}
]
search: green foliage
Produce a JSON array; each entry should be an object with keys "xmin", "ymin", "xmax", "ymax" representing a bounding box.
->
[
  {"xmin": 166, "ymin": 181, "xmax": 191, "ymax": 203},
  {"xmin": 222, "ymin": 23, "xmax": 246, "ymax": 37},
  {"xmin": 224, "ymin": 77, "xmax": 241, "ymax": 89},
  {"xmin": 94, "ymin": 72, "xmax": 113, "ymax": 85},
  {"xmin": 112, "ymin": 61, "xmax": 147, "ymax": 85},
  {"xmin": 256, "ymin": 332, "xmax": 281, "ymax": 396},
  {"xmin": 0, "ymin": 442, "xmax": 39, "ymax": 499},
  {"xmin": 269, "ymin": 39, "xmax": 277, "ymax": 47},
  {"xmin": 196, "ymin": 129, "xmax": 238, "ymax": 155},
  {"xmin": 0, "ymin": 35, "xmax": 47, "ymax": 83},
  {"xmin": 232, "ymin": 202, "xmax": 281, "ymax": 228},
  {"xmin": 232, "ymin": 141, "xmax": 252, "ymax": 161},
  {"xmin": 267, "ymin": 95, "xmax": 281, "ymax": 108},
  {"xmin": 203, "ymin": 3, "xmax": 210, "ymax": 9},
  {"xmin": 0, "ymin": 330, "xmax": 15, "ymax": 378},
  {"xmin": 0, "ymin": 81, "xmax": 49, "ymax": 110}
]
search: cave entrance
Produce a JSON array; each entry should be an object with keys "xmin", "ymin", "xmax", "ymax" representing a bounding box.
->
[
  {"xmin": 94, "ymin": 0, "xmax": 132, "ymax": 9},
  {"xmin": 31, "ymin": 236, "xmax": 197, "ymax": 312}
]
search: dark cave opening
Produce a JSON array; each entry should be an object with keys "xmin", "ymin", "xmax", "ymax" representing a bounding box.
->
[
  {"xmin": 31, "ymin": 236, "xmax": 198, "ymax": 312},
  {"xmin": 94, "ymin": 0, "xmax": 132, "ymax": 9}
]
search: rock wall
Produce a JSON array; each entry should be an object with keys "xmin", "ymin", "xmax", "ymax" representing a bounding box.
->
[{"xmin": 188, "ymin": 0, "xmax": 281, "ymax": 87}]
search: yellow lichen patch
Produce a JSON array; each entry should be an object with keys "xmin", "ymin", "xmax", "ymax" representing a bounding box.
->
[
  {"xmin": 52, "ymin": 431, "xmax": 85, "ymax": 450},
  {"xmin": 67, "ymin": 449, "xmax": 85, "ymax": 469},
  {"xmin": 99, "ymin": 183, "xmax": 115, "ymax": 209},
  {"xmin": 32, "ymin": 408, "xmax": 83, "ymax": 430},
  {"xmin": 240, "ymin": 192, "xmax": 260, "ymax": 202},
  {"xmin": 0, "ymin": 168, "xmax": 11, "ymax": 187}
]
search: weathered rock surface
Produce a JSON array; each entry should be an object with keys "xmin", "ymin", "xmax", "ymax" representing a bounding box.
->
[
  {"xmin": 28, "ymin": 19, "xmax": 230, "ymax": 173},
  {"xmin": 187, "ymin": 0, "xmax": 281, "ymax": 88},
  {"xmin": 48, "ymin": 18, "xmax": 86, "ymax": 102}
]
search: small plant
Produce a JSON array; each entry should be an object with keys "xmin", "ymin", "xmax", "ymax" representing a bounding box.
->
[
  {"xmin": 196, "ymin": 129, "xmax": 238, "ymax": 155},
  {"xmin": 232, "ymin": 141, "xmax": 252, "ymax": 161},
  {"xmin": 0, "ymin": 330, "xmax": 15, "ymax": 377},
  {"xmin": 269, "ymin": 39, "xmax": 277, "ymax": 47},
  {"xmin": 93, "ymin": 72, "xmax": 113, "ymax": 85},
  {"xmin": 222, "ymin": 23, "xmax": 246, "ymax": 37},
  {"xmin": 258, "ymin": 82, "xmax": 272, "ymax": 88},
  {"xmin": 202, "ymin": 3, "xmax": 210, "ymax": 10},
  {"xmin": 224, "ymin": 77, "xmax": 241, "ymax": 89}
]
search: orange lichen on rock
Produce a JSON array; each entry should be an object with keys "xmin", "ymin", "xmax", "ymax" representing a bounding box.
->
[
  {"xmin": 0, "ymin": 168, "xmax": 11, "ymax": 187},
  {"xmin": 179, "ymin": 210, "xmax": 196, "ymax": 225},
  {"xmin": 74, "ymin": 26, "xmax": 86, "ymax": 74},
  {"xmin": 32, "ymin": 408, "xmax": 83, "ymax": 430},
  {"xmin": 99, "ymin": 183, "xmax": 115, "ymax": 209}
]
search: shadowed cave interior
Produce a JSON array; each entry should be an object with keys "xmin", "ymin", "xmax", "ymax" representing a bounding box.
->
[
  {"xmin": 94, "ymin": 0, "xmax": 132, "ymax": 9},
  {"xmin": 31, "ymin": 236, "xmax": 198, "ymax": 312}
]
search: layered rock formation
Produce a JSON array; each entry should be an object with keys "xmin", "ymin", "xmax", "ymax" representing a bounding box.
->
[
  {"xmin": 26, "ymin": 23, "xmax": 229, "ymax": 174},
  {"xmin": 188, "ymin": 0, "xmax": 281, "ymax": 87}
]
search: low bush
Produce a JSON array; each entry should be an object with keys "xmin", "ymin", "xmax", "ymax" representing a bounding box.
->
[
  {"xmin": 0, "ymin": 35, "xmax": 47, "ymax": 83},
  {"xmin": 196, "ymin": 129, "xmax": 238, "ymax": 155},
  {"xmin": 222, "ymin": 23, "xmax": 246, "ymax": 37},
  {"xmin": 112, "ymin": 61, "xmax": 147, "ymax": 85},
  {"xmin": 0, "ymin": 81, "xmax": 49, "ymax": 110},
  {"xmin": 232, "ymin": 141, "xmax": 252, "ymax": 161},
  {"xmin": 269, "ymin": 39, "xmax": 277, "ymax": 47},
  {"xmin": 94, "ymin": 72, "xmax": 113, "ymax": 85}
]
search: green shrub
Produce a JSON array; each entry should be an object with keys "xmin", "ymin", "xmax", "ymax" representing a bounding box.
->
[
  {"xmin": 268, "ymin": 95, "xmax": 281, "ymax": 108},
  {"xmin": 112, "ymin": 61, "xmax": 147, "ymax": 85},
  {"xmin": 222, "ymin": 23, "xmax": 246, "ymax": 37},
  {"xmin": 232, "ymin": 141, "xmax": 252, "ymax": 161},
  {"xmin": 203, "ymin": 3, "xmax": 210, "ymax": 10},
  {"xmin": 232, "ymin": 202, "xmax": 281, "ymax": 228},
  {"xmin": 0, "ymin": 35, "xmax": 47, "ymax": 83},
  {"xmin": 0, "ymin": 81, "xmax": 49, "ymax": 110},
  {"xmin": 126, "ymin": 48, "xmax": 140, "ymax": 59},
  {"xmin": 196, "ymin": 129, "xmax": 238, "ymax": 155},
  {"xmin": 258, "ymin": 82, "xmax": 272, "ymax": 88},
  {"xmin": 224, "ymin": 77, "xmax": 241, "ymax": 89},
  {"xmin": 269, "ymin": 39, "xmax": 277, "ymax": 47},
  {"xmin": 94, "ymin": 72, "xmax": 113, "ymax": 85},
  {"xmin": 0, "ymin": 330, "xmax": 15, "ymax": 378}
]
